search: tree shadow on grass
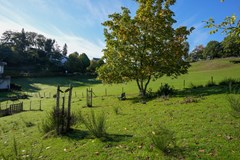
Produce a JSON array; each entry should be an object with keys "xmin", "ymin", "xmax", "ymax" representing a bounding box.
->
[
  {"xmin": 64, "ymin": 129, "xmax": 133, "ymax": 142},
  {"xmin": 175, "ymin": 85, "xmax": 235, "ymax": 97},
  {"xmin": 12, "ymin": 76, "xmax": 102, "ymax": 93}
]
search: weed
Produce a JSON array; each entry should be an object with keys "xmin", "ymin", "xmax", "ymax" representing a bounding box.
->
[
  {"xmin": 227, "ymin": 95, "xmax": 240, "ymax": 118},
  {"xmin": 150, "ymin": 124, "xmax": 176, "ymax": 154},
  {"xmin": 79, "ymin": 110, "xmax": 107, "ymax": 139}
]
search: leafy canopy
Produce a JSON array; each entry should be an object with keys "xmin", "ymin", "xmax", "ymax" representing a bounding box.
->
[{"xmin": 97, "ymin": 0, "xmax": 193, "ymax": 96}]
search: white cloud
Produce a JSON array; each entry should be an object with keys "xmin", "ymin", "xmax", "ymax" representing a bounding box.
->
[{"xmin": 0, "ymin": 0, "xmax": 106, "ymax": 59}]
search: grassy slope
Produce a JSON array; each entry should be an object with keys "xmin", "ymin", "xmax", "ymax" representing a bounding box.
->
[{"xmin": 0, "ymin": 58, "xmax": 240, "ymax": 159}]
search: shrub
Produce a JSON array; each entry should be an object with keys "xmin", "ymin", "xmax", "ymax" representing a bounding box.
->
[
  {"xmin": 80, "ymin": 111, "xmax": 107, "ymax": 138},
  {"xmin": 150, "ymin": 124, "xmax": 176, "ymax": 154},
  {"xmin": 157, "ymin": 84, "xmax": 174, "ymax": 96},
  {"xmin": 40, "ymin": 107, "xmax": 78, "ymax": 135},
  {"xmin": 227, "ymin": 95, "xmax": 240, "ymax": 118}
]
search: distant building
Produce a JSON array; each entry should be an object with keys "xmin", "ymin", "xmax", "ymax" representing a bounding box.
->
[{"xmin": 0, "ymin": 62, "xmax": 11, "ymax": 90}]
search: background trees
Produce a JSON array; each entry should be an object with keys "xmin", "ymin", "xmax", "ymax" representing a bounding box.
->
[
  {"xmin": 97, "ymin": 0, "xmax": 193, "ymax": 97},
  {"xmin": 0, "ymin": 28, "xmax": 98, "ymax": 75}
]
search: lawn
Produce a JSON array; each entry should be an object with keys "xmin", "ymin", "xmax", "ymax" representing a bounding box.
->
[{"xmin": 0, "ymin": 58, "xmax": 240, "ymax": 159}]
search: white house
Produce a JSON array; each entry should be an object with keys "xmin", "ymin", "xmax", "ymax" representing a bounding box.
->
[{"xmin": 0, "ymin": 62, "xmax": 11, "ymax": 90}]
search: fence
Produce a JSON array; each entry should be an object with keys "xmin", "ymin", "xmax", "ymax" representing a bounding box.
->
[{"xmin": 0, "ymin": 102, "xmax": 23, "ymax": 117}]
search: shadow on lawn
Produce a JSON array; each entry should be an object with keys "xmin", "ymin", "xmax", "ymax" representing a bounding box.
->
[
  {"xmin": 64, "ymin": 129, "xmax": 133, "ymax": 142},
  {"xmin": 12, "ymin": 76, "xmax": 101, "ymax": 92}
]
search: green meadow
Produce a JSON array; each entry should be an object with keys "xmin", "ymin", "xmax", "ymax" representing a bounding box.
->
[{"xmin": 0, "ymin": 58, "xmax": 240, "ymax": 159}]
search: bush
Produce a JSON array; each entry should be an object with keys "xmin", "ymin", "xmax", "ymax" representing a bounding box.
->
[
  {"xmin": 157, "ymin": 84, "xmax": 174, "ymax": 96},
  {"xmin": 150, "ymin": 124, "xmax": 176, "ymax": 154},
  {"xmin": 80, "ymin": 111, "xmax": 107, "ymax": 138},
  {"xmin": 40, "ymin": 107, "xmax": 78, "ymax": 135},
  {"xmin": 227, "ymin": 95, "xmax": 240, "ymax": 118}
]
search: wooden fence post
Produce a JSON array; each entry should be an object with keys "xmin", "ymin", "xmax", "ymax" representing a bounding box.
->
[
  {"xmin": 39, "ymin": 100, "xmax": 42, "ymax": 111},
  {"xmin": 67, "ymin": 85, "xmax": 72, "ymax": 131},
  {"xmin": 56, "ymin": 85, "xmax": 60, "ymax": 134}
]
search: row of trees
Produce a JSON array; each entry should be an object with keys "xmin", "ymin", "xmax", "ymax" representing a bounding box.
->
[
  {"xmin": 0, "ymin": 29, "xmax": 103, "ymax": 74},
  {"xmin": 188, "ymin": 34, "xmax": 240, "ymax": 62}
]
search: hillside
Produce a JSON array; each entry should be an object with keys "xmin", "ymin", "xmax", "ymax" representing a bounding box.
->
[{"xmin": 0, "ymin": 58, "xmax": 240, "ymax": 159}]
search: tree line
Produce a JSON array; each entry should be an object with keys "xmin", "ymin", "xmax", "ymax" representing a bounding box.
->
[
  {"xmin": 187, "ymin": 34, "xmax": 240, "ymax": 62},
  {"xmin": 0, "ymin": 29, "xmax": 103, "ymax": 74}
]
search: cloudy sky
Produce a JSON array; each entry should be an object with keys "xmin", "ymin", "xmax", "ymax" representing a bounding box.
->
[{"xmin": 0, "ymin": 0, "xmax": 239, "ymax": 59}]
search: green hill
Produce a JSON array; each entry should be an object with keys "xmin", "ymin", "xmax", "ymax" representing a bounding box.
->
[{"xmin": 0, "ymin": 58, "xmax": 240, "ymax": 159}]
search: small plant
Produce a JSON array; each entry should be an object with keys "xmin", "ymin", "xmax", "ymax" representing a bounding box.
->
[
  {"xmin": 157, "ymin": 84, "xmax": 174, "ymax": 96},
  {"xmin": 227, "ymin": 95, "xmax": 240, "ymax": 118},
  {"xmin": 79, "ymin": 111, "xmax": 107, "ymax": 139},
  {"xmin": 150, "ymin": 124, "xmax": 176, "ymax": 154}
]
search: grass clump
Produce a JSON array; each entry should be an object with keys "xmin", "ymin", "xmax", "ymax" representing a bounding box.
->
[
  {"xmin": 80, "ymin": 110, "xmax": 107, "ymax": 139},
  {"xmin": 40, "ymin": 107, "xmax": 79, "ymax": 135},
  {"xmin": 150, "ymin": 124, "xmax": 176, "ymax": 154},
  {"xmin": 227, "ymin": 95, "xmax": 240, "ymax": 118}
]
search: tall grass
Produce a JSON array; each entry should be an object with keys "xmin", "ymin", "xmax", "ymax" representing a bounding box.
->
[
  {"xmin": 227, "ymin": 95, "xmax": 240, "ymax": 118},
  {"xmin": 79, "ymin": 110, "xmax": 107, "ymax": 138},
  {"xmin": 150, "ymin": 124, "xmax": 176, "ymax": 154}
]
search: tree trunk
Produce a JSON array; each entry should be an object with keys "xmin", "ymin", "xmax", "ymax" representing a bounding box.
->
[{"xmin": 136, "ymin": 76, "xmax": 151, "ymax": 98}]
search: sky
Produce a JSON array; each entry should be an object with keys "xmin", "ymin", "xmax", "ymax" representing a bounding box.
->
[{"xmin": 0, "ymin": 0, "xmax": 239, "ymax": 59}]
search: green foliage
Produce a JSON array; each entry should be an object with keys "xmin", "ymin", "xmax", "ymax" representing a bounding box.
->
[
  {"xmin": 40, "ymin": 107, "xmax": 58, "ymax": 134},
  {"xmin": 98, "ymin": 0, "xmax": 193, "ymax": 97},
  {"xmin": 222, "ymin": 35, "xmax": 240, "ymax": 57},
  {"xmin": 227, "ymin": 95, "xmax": 240, "ymax": 118},
  {"xmin": 157, "ymin": 84, "xmax": 174, "ymax": 96},
  {"xmin": 79, "ymin": 111, "xmax": 107, "ymax": 138},
  {"xmin": 204, "ymin": 40, "xmax": 223, "ymax": 59},
  {"xmin": 65, "ymin": 52, "xmax": 90, "ymax": 73},
  {"xmin": 40, "ymin": 107, "xmax": 78, "ymax": 135},
  {"xmin": 150, "ymin": 124, "xmax": 176, "ymax": 153}
]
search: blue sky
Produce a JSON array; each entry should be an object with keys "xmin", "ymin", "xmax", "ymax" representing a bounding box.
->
[{"xmin": 0, "ymin": 0, "xmax": 239, "ymax": 59}]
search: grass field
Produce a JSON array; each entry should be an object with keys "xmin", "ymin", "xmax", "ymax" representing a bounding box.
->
[{"xmin": 0, "ymin": 58, "xmax": 240, "ymax": 159}]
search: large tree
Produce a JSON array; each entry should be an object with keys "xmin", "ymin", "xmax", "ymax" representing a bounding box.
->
[
  {"xmin": 97, "ymin": 0, "xmax": 193, "ymax": 97},
  {"xmin": 204, "ymin": 41, "xmax": 223, "ymax": 59}
]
